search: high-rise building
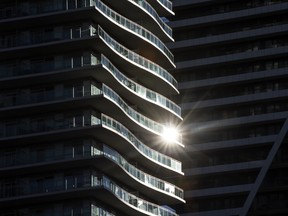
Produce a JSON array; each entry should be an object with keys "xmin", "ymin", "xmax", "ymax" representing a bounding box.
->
[
  {"xmin": 169, "ymin": 0, "xmax": 288, "ymax": 216},
  {"xmin": 0, "ymin": 0, "xmax": 185, "ymax": 215}
]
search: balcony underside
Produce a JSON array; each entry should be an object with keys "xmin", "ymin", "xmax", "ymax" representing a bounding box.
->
[
  {"xmin": 0, "ymin": 126, "xmax": 183, "ymax": 178},
  {"xmin": 0, "ymin": 37, "xmax": 178, "ymax": 96},
  {"xmin": 0, "ymin": 157, "xmax": 184, "ymax": 204},
  {"xmin": 0, "ymin": 7, "xmax": 174, "ymax": 68},
  {"xmin": 0, "ymin": 66, "xmax": 181, "ymax": 122},
  {"xmin": 0, "ymin": 187, "xmax": 159, "ymax": 216}
]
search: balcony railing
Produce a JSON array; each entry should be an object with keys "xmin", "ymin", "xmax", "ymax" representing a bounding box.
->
[
  {"xmin": 93, "ymin": 0, "xmax": 174, "ymax": 64},
  {"xmin": 0, "ymin": 141, "xmax": 183, "ymax": 200},
  {"xmin": 128, "ymin": 0, "xmax": 173, "ymax": 39},
  {"xmin": 0, "ymin": 0, "xmax": 173, "ymax": 40},
  {"xmin": 0, "ymin": 111, "xmax": 182, "ymax": 173},
  {"xmin": 102, "ymin": 84, "xmax": 182, "ymax": 143},
  {"xmin": 0, "ymin": 0, "xmax": 174, "ymax": 65},
  {"xmin": 0, "ymin": 53, "xmax": 181, "ymax": 117},
  {"xmin": 157, "ymin": 0, "xmax": 173, "ymax": 11},
  {"xmin": 96, "ymin": 26, "xmax": 177, "ymax": 89},
  {"xmin": 101, "ymin": 114, "xmax": 182, "ymax": 173},
  {"xmin": 101, "ymin": 55, "xmax": 181, "ymax": 116},
  {"xmin": 0, "ymin": 174, "xmax": 178, "ymax": 216}
]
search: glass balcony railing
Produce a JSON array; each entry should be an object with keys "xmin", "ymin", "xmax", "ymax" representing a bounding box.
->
[
  {"xmin": 0, "ymin": 1, "xmax": 174, "ymax": 65},
  {"xmin": 0, "ymin": 53, "xmax": 181, "ymax": 117},
  {"xmin": 157, "ymin": 0, "xmax": 173, "ymax": 11},
  {"xmin": 0, "ymin": 173, "xmax": 178, "ymax": 216},
  {"xmin": 0, "ymin": 0, "xmax": 172, "ymax": 40},
  {"xmin": 0, "ymin": 141, "xmax": 184, "ymax": 200},
  {"xmin": 127, "ymin": 0, "xmax": 173, "ymax": 38},
  {"xmin": 101, "ymin": 55, "xmax": 181, "ymax": 116},
  {"xmin": 102, "ymin": 84, "xmax": 182, "ymax": 143},
  {"xmin": 0, "ymin": 111, "xmax": 182, "ymax": 173},
  {"xmin": 102, "ymin": 144, "xmax": 184, "ymax": 200},
  {"xmin": 0, "ymin": 79, "xmax": 182, "ymax": 144},
  {"xmin": 101, "ymin": 114, "xmax": 182, "ymax": 173},
  {"xmin": 100, "ymin": 176, "xmax": 178, "ymax": 216},
  {"xmin": 92, "ymin": 0, "xmax": 174, "ymax": 64},
  {"xmin": 96, "ymin": 26, "xmax": 178, "ymax": 89},
  {"xmin": 0, "ymin": 24, "xmax": 177, "ymax": 90}
]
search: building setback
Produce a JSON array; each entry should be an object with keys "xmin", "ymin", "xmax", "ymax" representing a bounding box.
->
[
  {"xmin": 169, "ymin": 0, "xmax": 288, "ymax": 216},
  {"xmin": 0, "ymin": 0, "xmax": 185, "ymax": 215}
]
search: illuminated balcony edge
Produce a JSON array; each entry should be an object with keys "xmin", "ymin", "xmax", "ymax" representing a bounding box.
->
[
  {"xmin": 101, "ymin": 84, "xmax": 183, "ymax": 145},
  {"xmin": 101, "ymin": 55, "xmax": 181, "ymax": 118},
  {"xmin": 0, "ymin": 83, "xmax": 183, "ymax": 146},
  {"xmin": 0, "ymin": 141, "xmax": 184, "ymax": 201},
  {"xmin": 101, "ymin": 113, "xmax": 183, "ymax": 174},
  {"xmin": 99, "ymin": 144, "xmax": 185, "ymax": 201},
  {"xmin": 0, "ymin": 174, "xmax": 178, "ymax": 216},
  {"xmin": 93, "ymin": 0, "xmax": 174, "ymax": 66},
  {"xmin": 0, "ymin": 112, "xmax": 183, "ymax": 174},
  {"xmin": 0, "ymin": 0, "xmax": 173, "ymax": 42},
  {"xmin": 125, "ymin": 0, "xmax": 173, "ymax": 40},
  {"xmin": 156, "ymin": 0, "xmax": 174, "ymax": 14},
  {"xmin": 0, "ymin": 53, "xmax": 181, "ymax": 119},
  {"xmin": 100, "ymin": 175, "xmax": 179, "ymax": 216},
  {"xmin": 0, "ymin": 25, "xmax": 178, "ymax": 93},
  {"xmin": 96, "ymin": 26, "xmax": 178, "ymax": 92}
]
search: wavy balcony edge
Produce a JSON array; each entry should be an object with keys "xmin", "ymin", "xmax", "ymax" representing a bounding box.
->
[{"xmin": 0, "ymin": 111, "xmax": 183, "ymax": 175}]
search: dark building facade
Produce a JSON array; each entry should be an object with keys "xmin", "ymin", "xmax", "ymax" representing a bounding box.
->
[
  {"xmin": 0, "ymin": 0, "xmax": 185, "ymax": 215},
  {"xmin": 168, "ymin": 0, "xmax": 288, "ymax": 216}
]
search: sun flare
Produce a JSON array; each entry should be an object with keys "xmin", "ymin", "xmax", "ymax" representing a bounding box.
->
[{"xmin": 161, "ymin": 126, "xmax": 179, "ymax": 143}]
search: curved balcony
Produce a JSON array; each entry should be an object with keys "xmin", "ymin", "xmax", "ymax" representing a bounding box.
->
[
  {"xmin": 127, "ymin": 0, "xmax": 173, "ymax": 40},
  {"xmin": 0, "ymin": 0, "xmax": 173, "ymax": 43},
  {"xmin": 102, "ymin": 0, "xmax": 173, "ymax": 41},
  {"xmin": 96, "ymin": 144, "xmax": 184, "ymax": 203},
  {"xmin": 100, "ymin": 55, "xmax": 181, "ymax": 119},
  {"xmin": 93, "ymin": 0, "xmax": 174, "ymax": 68},
  {"xmin": 99, "ymin": 175, "xmax": 179, "ymax": 216},
  {"xmin": 96, "ymin": 26, "xmax": 178, "ymax": 94},
  {"xmin": 101, "ymin": 114, "xmax": 183, "ymax": 174},
  {"xmin": 0, "ymin": 142, "xmax": 184, "ymax": 203},
  {"xmin": 0, "ymin": 54, "xmax": 181, "ymax": 120},
  {"xmin": 0, "ymin": 173, "xmax": 178, "ymax": 216},
  {"xmin": 0, "ymin": 111, "xmax": 183, "ymax": 175},
  {"xmin": 101, "ymin": 84, "xmax": 183, "ymax": 146},
  {"xmin": 0, "ymin": 25, "xmax": 178, "ymax": 95},
  {"xmin": 146, "ymin": 0, "xmax": 174, "ymax": 16},
  {"xmin": 0, "ymin": 1, "xmax": 175, "ymax": 69}
]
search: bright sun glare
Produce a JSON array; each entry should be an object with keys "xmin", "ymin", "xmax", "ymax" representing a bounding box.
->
[{"xmin": 161, "ymin": 126, "xmax": 179, "ymax": 143}]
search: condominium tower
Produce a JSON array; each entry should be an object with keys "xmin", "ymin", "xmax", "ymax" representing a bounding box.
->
[
  {"xmin": 0, "ymin": 0, "xmax": 185, "ymax": 215},
  {"xmin": 169, "ymin": 0, "xmax": 288, "ymax": 216}
]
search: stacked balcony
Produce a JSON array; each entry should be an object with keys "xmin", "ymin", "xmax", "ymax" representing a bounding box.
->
[{"xmin": 0, "ymin": 0, "xmax": 184, "ymax": 215}]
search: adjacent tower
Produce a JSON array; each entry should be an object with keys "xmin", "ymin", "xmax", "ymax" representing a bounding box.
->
[
  {"xmin": 169, "ymin": 0, "xmax": 288, "ymax": 216},
  {"xmin": 0, "ymin": 0, "xmax": 184, "ymax": 215}
]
